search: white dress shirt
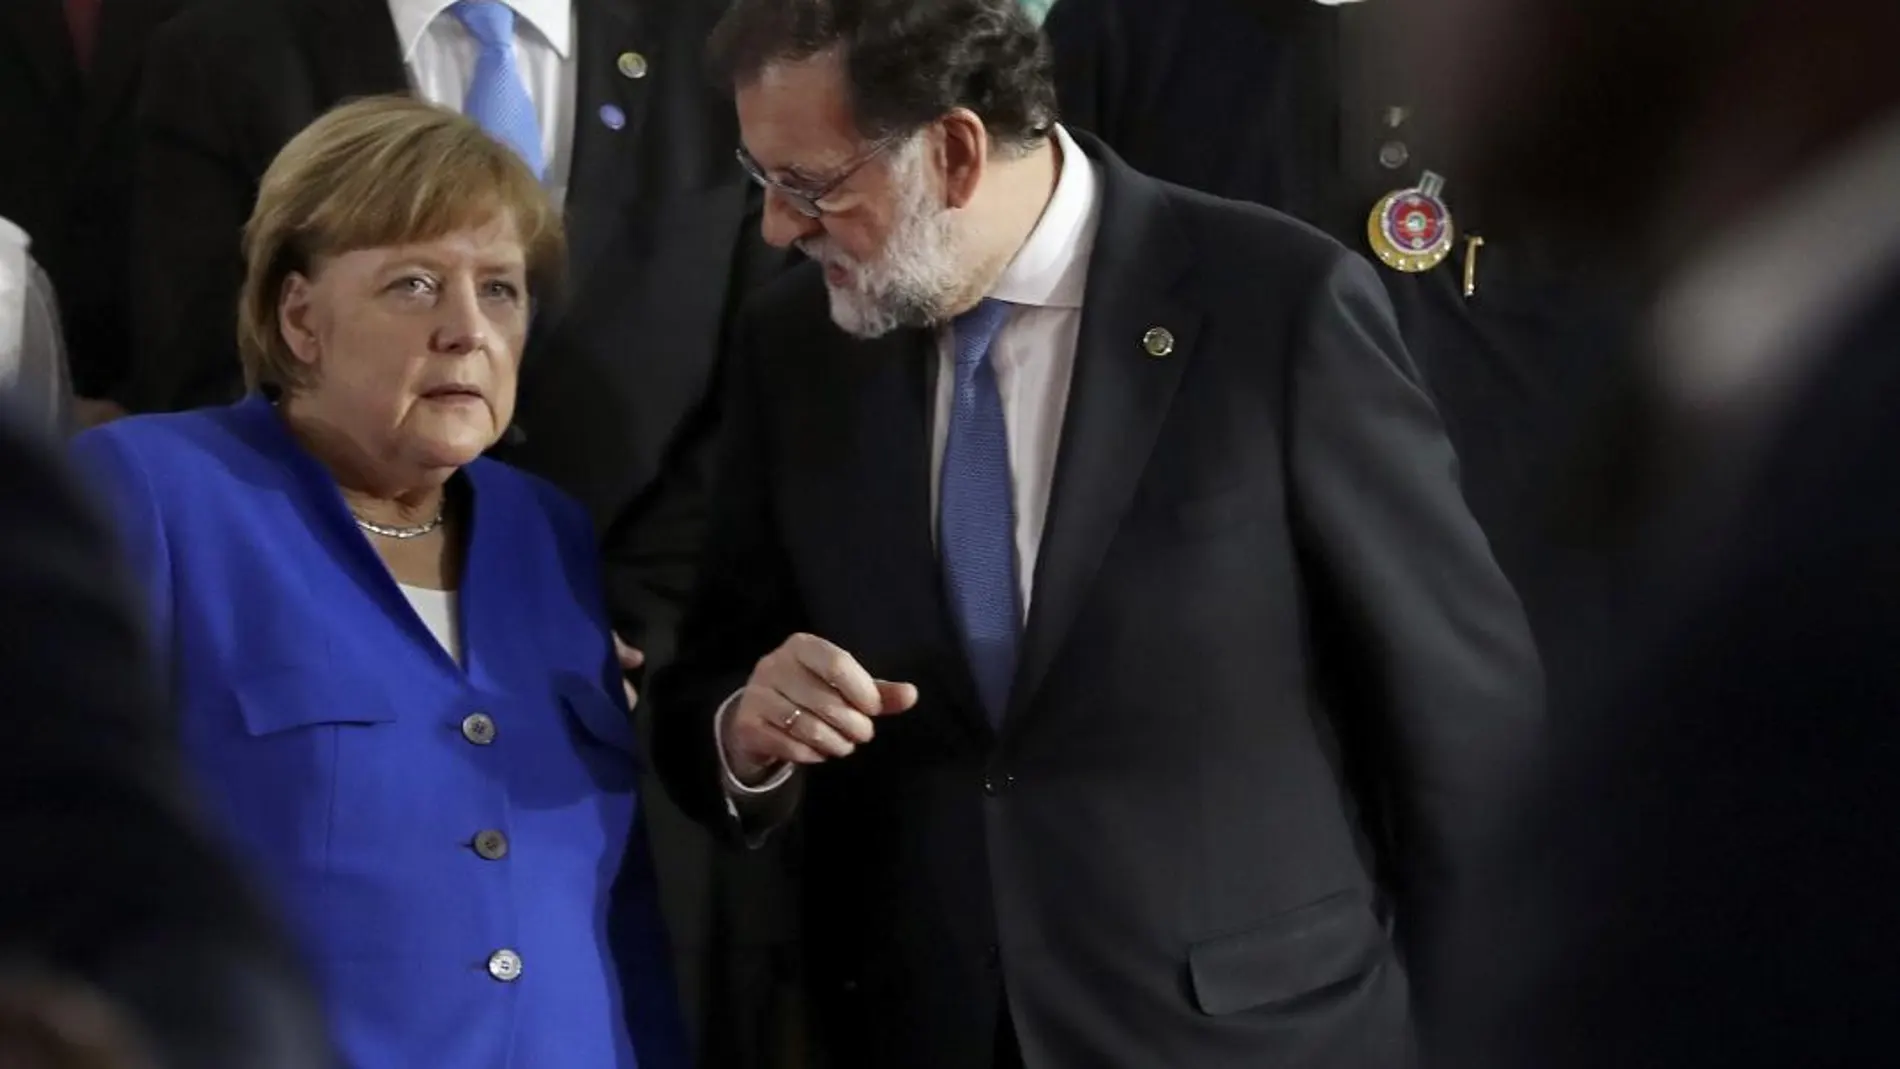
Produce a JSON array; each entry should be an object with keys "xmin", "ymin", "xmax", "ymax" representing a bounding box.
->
[
  {"xmin": 387, "ymin": 0, "xmax": 577, "ymax": 207},
  {"xmin": 400, "ymin": 584, "xmax": 465, "ymax": 664},
  {"xmin": 720, "ymin": 124, "xmax": 1104, "ymax": 800},
  {"xmin": 929, "ymin": 123, "xmax": 1100, "ymax": 614}
]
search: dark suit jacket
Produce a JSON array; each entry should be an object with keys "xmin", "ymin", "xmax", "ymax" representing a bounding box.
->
[
  {"xmin": 1433, "ymin": 266, "xmax": 1900, "ymax": 1069},
  {"xmin": 651, "ymin": 133, "xmax": 1542, "ymax": 1069},
  {"xmin": 0, "ymin": 412, "xmax": 329, "ymax": 1068},
  {"xmin": 0, "ymin": 0, "xmax": 190, "ymax": 398},
  {"xmin": 123, "ymin": 0, "xmax": 783, "ymax": 662},
  {"xmin": 1043, "ymin": 0, "xmax": 1632, "ymax": 655}
]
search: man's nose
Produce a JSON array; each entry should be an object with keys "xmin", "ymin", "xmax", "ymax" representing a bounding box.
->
[{"xmin": 760, "ymin": 190, "xmax": 823, "ymax": 249}]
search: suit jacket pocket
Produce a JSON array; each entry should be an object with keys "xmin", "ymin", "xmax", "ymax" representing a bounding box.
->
[
  {"xmin": 231, "ymin": 664, "xmax": 399, "ymax": 736},
  {"xmin": 1187, "ymin": 890, "xmax": 1383, "ymax": 1016}
]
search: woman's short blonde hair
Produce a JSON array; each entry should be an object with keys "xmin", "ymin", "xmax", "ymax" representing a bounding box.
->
[{"xmin": 237, "ymin": 95, "xmax": 566, "ymax": 393}]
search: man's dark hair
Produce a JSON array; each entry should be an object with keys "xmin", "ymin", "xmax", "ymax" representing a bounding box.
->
[{"xmin": 709, "ymin": 0, "xmax": 1057, "ymax": 154}]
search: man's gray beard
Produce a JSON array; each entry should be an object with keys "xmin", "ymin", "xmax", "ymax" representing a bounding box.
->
[{"xmin": 800, "ymin": 145, "xmax": 965, "ymax": 339}]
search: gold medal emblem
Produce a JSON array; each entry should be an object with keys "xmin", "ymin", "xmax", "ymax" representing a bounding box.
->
[{"xmin": 1367, "ymin": 171, "xmax": 1456, "ymax": 274}]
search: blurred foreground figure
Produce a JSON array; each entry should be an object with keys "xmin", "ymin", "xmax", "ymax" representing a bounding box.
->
[
  {"xmin": 0, "ymin": 415, "xmax": 328, "ymax": 1069},
  {"xmin": 0, "ymin": 969, "xmax": 158, "ymax": 1069},
  {"xmin": 1408, "ymin": 3, "xmax": 1900, "ymax": 1067}
]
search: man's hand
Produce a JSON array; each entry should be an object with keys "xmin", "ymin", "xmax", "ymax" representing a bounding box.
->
[
  {"xmin": 613, "ymin": 634, "xmax": 644, "ymax": 710},
  {"xmin": 722, "ymin": 633, "xmax": 918, "ymax": 786}
]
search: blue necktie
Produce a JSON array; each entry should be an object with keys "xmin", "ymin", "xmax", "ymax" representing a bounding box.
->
[
  {"xmin": 940, "ymin": 298, "xmax": 1022, "ymax": 724},
  {"xmin": 450, "ymin": 1, "xmax": 546, "ymax": 179}
]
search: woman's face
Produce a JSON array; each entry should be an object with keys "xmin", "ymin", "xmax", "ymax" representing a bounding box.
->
[{"xmin": 278, "ymin": 214, "xmax": 530, "ymax": 474}]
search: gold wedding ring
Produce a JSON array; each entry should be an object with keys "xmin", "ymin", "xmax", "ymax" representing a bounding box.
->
[{"xmin": 780, "ymin": 707, "xmax": 805, "ymax": 732}]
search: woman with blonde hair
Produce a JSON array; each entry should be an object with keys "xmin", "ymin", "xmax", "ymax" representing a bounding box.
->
[{"xmin": 74, "ymin": 96, "xmax": 687, "ymax": 1069}]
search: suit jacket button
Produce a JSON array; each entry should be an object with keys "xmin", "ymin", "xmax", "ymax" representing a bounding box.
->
[
  {"xmin": 473, "ymin": 829, "xmax": 509, "ymax": 860},
  {"xmin": 983, "ymin": 775, "xmax": 998, "ymax": 796},
  {"xmin": 984, "ymin": 944, "xmax": 1001, "ymax": 969},
  {"xmin": 487, "ymin": 948, "xmax": 522, "ymax": 982},
  {"xmin": 461, "ymin": 713, "xmax": 496, "ymax": 745}
]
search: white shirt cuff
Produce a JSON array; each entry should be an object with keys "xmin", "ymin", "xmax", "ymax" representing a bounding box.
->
[{"xmin": 715, "ymin": 688, "xmax": 795, "ymax": 796}]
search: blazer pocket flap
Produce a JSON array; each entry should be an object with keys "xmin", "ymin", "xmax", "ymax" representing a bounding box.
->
[
  {"xmin": 559, "ymin": 679, "xmax": 641, "ymax": 760},
  {"xmin": 231, "ymin": 667, "xmax": 400, "ymax": 737},
  {"xmin": 1188, "ymin": 891, "xmax": 1380, "ymax": 1016}
]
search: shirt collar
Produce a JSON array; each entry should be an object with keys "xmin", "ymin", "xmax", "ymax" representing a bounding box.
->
[
  {"xmin": 388, "ymin": 0, "xmax": 573, "ymax": 63},
  {"xmin": 988, "ymin": 124, "xmax": 1100, "ymax": 310}
]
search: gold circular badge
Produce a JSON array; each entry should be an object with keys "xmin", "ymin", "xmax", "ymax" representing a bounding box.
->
[{"xmin": 1367, "ymin": 171, "xmax": 1455, "ymax": 274}]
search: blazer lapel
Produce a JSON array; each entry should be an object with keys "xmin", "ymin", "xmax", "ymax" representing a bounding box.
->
[
  {"xmin": 297, "ymin": 0, "xmax": 409, "ymax": 107},
  {"xmin": 563, "ymin": 0, "xmax": 654, "ymax": 287},
  {"xmin": 1006, "ymin": 135, "xmax": 1202, "ymax": 725},
  {"xmin": 835, "ymin": 331, "xmax": 992, "ymax": 743}
]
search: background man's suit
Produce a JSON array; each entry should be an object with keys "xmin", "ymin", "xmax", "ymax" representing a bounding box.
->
[
  {"xmin": 0, "ymin": 410, "xmax": 329, "ymax": 1069},
  {"xmin": 121, "ymin": 0, "xmax": 796, "ymax": 1061},
  {"xmin": 0, "ymin": 0, "xmax": 192, "ymax": 403},
  {"xmin": 1043, "ymin": 0, "xmax": 1632, "ymax": 681},
  {"xmin": 653, "ymin": 134, "xmax": 1540, "ymax": 1069}
]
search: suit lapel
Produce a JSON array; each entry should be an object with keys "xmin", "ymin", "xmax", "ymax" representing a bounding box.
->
[
  {"xmin": 563, "ymin": 0, "xmax": 654, "ymax": 287},
  {"xmin": 297, "ymin": 0, "xmax": 409, "ymax": 107},
  {"xmin": 1006, "ymin": 135, "xmax": 1201, "ymax": 726},
  {"xmin": 836, "ymin": 330, "xmax": 992, "ymax": 743}
]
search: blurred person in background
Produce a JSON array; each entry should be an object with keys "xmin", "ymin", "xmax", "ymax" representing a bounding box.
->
[
  {"xmin": 1400, "ymin": 2, "xmax": 1900, "ymax": 1066},
  {"xmin": 1043, "ymin": 0, "xmax": 1634, "ymax": 706},
  {"xmin": 120, "ymin": 3, "xmax": 800, "ymax": 1056},
  {"xmin": 74, "ymin": 97, "xmax": 687, "ymax": 1069},
  {"xmin": 0, "ymin": 0, "xmax": 196, "ymax": 428},
  {"xmin": 0, "ymin": 218, "xmax": 74, "ymax": 434},
  {"xmin": 0, "ymin": 405, "xmax": 327, "ymax": 1066},
  {"xmin": 653, "ymin": 1, "xmax": 1540, "ymax": 1066}
]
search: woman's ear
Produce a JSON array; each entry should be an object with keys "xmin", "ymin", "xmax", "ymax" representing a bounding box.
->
[{"xmin": 277, "ymin": 272, "xmax": 321, "ymax": 368}]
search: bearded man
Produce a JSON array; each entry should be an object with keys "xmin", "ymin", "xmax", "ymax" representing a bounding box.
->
[{"xmin": 648, "ymin": 2, "xmax": 1541, "ymax": 1067}]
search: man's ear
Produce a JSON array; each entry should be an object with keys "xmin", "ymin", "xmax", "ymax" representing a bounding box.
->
[{"xmin": 938, "ymin": 108, "xmax": 990, "ymax": 209}]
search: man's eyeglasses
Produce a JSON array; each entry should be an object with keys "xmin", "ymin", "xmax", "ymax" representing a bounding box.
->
[{"xmin": 736, "ymin": 134, "xmax": 905, "ymax": 218}]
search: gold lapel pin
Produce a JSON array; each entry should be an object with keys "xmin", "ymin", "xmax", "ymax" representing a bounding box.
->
[
  {"xmin": 1142, "ymin": 327, "xmax": 1175, "ymax": 358},
  {"xmin": 617, "ymin": 51, "xmax": 648, "ymax": 79}
]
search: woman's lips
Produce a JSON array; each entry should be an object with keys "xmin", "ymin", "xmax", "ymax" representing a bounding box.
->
[{"xmin": 422, "ymin": 386, "xmax": 483, "ymax": 404}]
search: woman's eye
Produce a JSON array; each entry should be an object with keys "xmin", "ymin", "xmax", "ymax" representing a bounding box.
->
[
  {"xmin": 392, "ymin": 276, "xmax": 436, "ymax": 296},
  {"xmin": 483, "ymin": 280, "xmax": 523, "ymax": 301}
]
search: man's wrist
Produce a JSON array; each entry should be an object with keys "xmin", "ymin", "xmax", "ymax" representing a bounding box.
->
[{"xmin": 714, "ymin": 688, "xmax": 796, "ymax": 795}]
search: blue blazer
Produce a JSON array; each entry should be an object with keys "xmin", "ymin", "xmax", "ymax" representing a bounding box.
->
[{"xmin": 73, "ymin": 396, "xmax": 689, "ymax": 1069}]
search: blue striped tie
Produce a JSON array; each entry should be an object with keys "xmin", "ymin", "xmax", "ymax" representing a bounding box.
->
[
  {"xmin": 940, "ymin": 298, "xmax": 1022, "ymax": 724},
  {"xmin": 450, "ymin": 1, "xmax": 546, "ymax": 179}
]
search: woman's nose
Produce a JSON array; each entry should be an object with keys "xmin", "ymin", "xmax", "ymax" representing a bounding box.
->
[{"xmin": 430, "ymin": 278, "xmax": 488, "ymax": 353}]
